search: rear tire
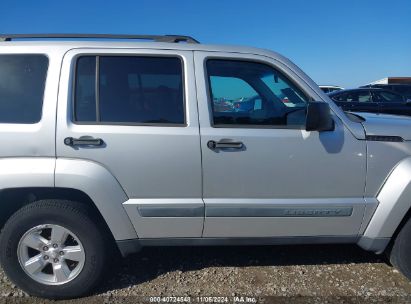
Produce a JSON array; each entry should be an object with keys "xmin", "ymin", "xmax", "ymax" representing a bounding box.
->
[
  {"xmin": 390, "ymin": 217, "xmax": 411, "ymax": 280},
  {"xmin": 0, "ymin": 200, "xmax": 108, "ymax": 299}
]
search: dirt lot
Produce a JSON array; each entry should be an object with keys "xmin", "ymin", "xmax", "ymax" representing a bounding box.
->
[{"xmin": 1, "ymin": 244, "xmax": 411, "ymax": 303}]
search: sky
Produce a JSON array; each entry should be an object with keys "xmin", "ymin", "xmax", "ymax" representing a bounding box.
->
[{"xmin": 0, "ymin": 0, "xmax": 410, "ymax": 88}]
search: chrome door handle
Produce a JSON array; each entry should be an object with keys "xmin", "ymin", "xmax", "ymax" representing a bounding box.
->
[
  {"xmin": 64, "ymin": 136, "xmax": 104, "ymax": 147},
  {"xmin": 207, "ymin": 140, "xmax": 244, "ymax": 150}
]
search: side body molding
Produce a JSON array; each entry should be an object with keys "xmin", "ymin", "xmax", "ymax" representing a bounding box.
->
[
  {"xmin": 360, "ymin": 157, "xmax": 411, "ymax": 252},
  {"xmin": 55, "ymin": 158, "xmax": 138, "ymax": 240}
]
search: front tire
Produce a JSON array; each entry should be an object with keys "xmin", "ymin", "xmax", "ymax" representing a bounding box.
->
[
  {"xmin": 0, "ymin": 200, "xmax": 108, "ymax": 299},
  {"xmin": 390, "ymin": 217, "xmax": 411, "ymax": 280}
]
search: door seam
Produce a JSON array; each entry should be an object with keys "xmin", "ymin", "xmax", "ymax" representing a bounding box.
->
[{"xmin": 192, "ymin": 51, "xmax": 206, "ymax": 237}]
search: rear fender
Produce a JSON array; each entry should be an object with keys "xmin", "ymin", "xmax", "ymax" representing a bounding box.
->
[
  {"xmin": 55, "ymin": 158, "xmax": 138, "ymax": 240},
  {"xmin": 0, "ymin": 158, "xmax": 55, "ymax": 188}
]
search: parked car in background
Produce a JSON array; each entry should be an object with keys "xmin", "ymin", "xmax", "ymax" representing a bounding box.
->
[
  {"xmin": 361, "ymin": 84, "xmax": 411, "ymax": 99},
  {"xmin": 328, "ymin": 88, "xmax": 411, "ymax": 116},
  {"xmin": 319, "ymin": 85, "xmax": 344, "ymax": 93}
]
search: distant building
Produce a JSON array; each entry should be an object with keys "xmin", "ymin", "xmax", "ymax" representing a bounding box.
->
[{"xmin": 367, "ymin": 77, "xmax": 411, "ymax": 85}]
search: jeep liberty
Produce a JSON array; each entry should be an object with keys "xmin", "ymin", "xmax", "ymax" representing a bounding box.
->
[{"xmin": 0, "ymin": 34, "xmax": 411, "ymax": 299}]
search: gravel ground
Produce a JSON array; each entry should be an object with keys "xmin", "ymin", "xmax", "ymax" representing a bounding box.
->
[{"xmin": 1, "ymin": 244, "xmax": 411, "ymax": 303}]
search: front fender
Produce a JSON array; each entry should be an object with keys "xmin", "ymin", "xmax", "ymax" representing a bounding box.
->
[
  {"xmin": 360, "ymin": 157, "xmax": 411, "ymax": 252},
  {"xmin": 55, "ymin": 158, "xmax": 138, "ymax": 240}
]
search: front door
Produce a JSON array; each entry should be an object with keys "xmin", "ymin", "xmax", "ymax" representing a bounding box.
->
[
  {"xmin": 194, "ymin": 51, "xmax": 367, "ymax": 238},
  {"xmin": 57, "ymin": 49, "xmax": 203, "ymax": 238}
]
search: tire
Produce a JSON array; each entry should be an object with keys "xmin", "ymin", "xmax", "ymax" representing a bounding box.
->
[
  {"xmin": 0, "ymin": 200, "xmax": 108, "ymax": 299},
  {"xmin": 390, "ymin": 217, "xmax": 411, "ymax": 280}
]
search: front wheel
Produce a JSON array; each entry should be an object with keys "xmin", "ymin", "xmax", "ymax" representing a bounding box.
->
[
  {"xmin": 0, "ymin": 200, "xmax": 108, "ymax": 299},
  {"xmin": 389, "ymin": 217, "xmax": 411, "ymax": 280}
]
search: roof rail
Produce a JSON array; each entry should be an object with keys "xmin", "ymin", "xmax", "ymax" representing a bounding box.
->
[{"xmin": 0, "ymin": 34, "xmax": 200, "ymax": 44}]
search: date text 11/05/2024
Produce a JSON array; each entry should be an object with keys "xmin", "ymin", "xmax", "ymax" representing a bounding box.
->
[{"xmin": 149, "ymin": 296, "xmax": 258, "ymax": 303}]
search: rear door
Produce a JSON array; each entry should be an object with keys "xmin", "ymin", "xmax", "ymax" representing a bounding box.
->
[
  {"xmin": 194, "ymin": 51, "xmax": 367, "ymax": 238},
  {"xmin": 57, "ymin": 48, "xmax": 203, "ymax": 238}
]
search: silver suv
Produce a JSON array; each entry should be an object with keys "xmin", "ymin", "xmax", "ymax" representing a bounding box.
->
[{"xmin": 1, "ymin": 34, "xmax": 411, "ymax": 299}]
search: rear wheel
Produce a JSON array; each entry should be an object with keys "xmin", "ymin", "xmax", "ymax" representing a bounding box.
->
[
  {"xmin": 0, "ymin": 200, "xmax": 108, "ymax": 299},
  {"xmin": 390, "ymin": 217, "xmax": 411, "ymax": 280}
]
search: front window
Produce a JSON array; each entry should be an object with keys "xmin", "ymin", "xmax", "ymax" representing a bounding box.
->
[{"xmin": 206, "ymin": 59, "xmax": 309, "ymax": 127}]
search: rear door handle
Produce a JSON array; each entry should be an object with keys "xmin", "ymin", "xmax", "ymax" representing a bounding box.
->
[
  {"xmin": 64, "ymin": 136, "xmax": 104, "ymax": 147},
  {"xmin": 207, "ymin": 140, "xmax": 244, "ymax": 150}
]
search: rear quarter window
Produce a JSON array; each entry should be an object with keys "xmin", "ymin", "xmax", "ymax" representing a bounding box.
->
[{"xmin": 0, "ymin": 55, "xmax": 48, "ymax": 123}]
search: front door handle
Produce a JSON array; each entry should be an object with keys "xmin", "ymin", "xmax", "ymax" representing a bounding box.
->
[
  {"xmin": 64, "ymin": 136, "xmax": 104, "ymax": 147},
  {"xmin": 207, "ymin": 139, "xmax": 244, "ymax": 150}
]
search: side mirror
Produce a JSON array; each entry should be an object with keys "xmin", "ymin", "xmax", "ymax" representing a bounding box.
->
[
  {"xmin": 406, "ymin": 99, "xmax": 411, "ymax": 105},
  {"xmin": 306, "ymin": 102, "xmax": 334, "ymax": 132}
]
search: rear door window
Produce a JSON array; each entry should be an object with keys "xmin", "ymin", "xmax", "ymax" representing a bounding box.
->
[
  {"xmin": 74, "ymin": 56, "xmax": 185, "ymax": 125},
  {"xmin": 74, "ymin": 56, "xmax": 96, "ymax": 121},
  {"xmin": 0, "ymin": 55, "xmax": 48, "ymax": 123},
  {"xmin": 393, "ymin": 86, "xmax": 411, "ymax": 97},
  {"xmin": 373, "ymin": 90, "xmax": 404, "ymax": 102},
  {"xmin": 356, "ymin": 91, "xmax": 372, "ymax": 102}
]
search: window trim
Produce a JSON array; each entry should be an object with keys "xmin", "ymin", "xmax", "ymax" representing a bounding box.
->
[
  {"xmin": 95, "ymin": 56, "xmax": 100, "ymax": 121},
  {"xmin": 0, "ymin": 53, "xmax": 49, "ymax": 125},
  {"xmin": 72, "ymin": 54, "xmax": 187, "ymax": 127},
  {"xmin": 204, "ymin": 57, "xmax": 310, "ymax": 130}
]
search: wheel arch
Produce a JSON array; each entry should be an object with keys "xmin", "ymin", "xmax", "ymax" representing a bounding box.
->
[
  {"xmin": 54, "ymin": 158, "xmax": 138, "ymax": 240},
  {"xmin": 0, "ymin": 158, "xmax": 138, "ymax": 242},
  {"xmin": 359, "ymin": 157, "xmax": 411, "ymax": 253},
  {"xmin": 0, "ymin": 186, "xmax": 136, "ymax": 244}
]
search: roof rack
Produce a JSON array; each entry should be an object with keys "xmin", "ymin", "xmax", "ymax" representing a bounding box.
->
[{"xmin": 0, "ymin": 34, "xmax": 200, "ymax": 44}]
